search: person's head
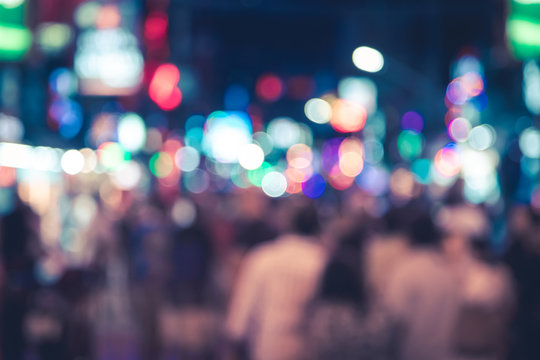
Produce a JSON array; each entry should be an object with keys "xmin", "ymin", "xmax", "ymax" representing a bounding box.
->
[
  {"xmin": 318, "ymin": 259, "xmax": 365, "ymax": 309},
  {"xmin": 407, "ymin": 210, "xmax": 441, "ymax": 247},
  {"xmin": 436, "ymin": 204, "xmax": 490, "ymax": 257},
  {"xmin": 291, "ymin": 201, "xmax": 320, "ymax": 236}
]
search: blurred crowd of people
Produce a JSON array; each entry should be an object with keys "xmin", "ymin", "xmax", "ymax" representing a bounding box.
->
[{"xmin": 0, "ymin": 184, "xmax": 538, "ymax": 360}]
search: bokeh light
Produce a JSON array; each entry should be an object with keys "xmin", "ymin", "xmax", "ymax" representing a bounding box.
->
[
  {"xmin": 338, "ymin": 77, "xmax": 377, "ymax": 114},
  {"xmin": 411, "ymin": 158, "xmax": 432, "ymax": 184},
  {"xmin": 247, "ymin": 162, "xmax": 273, "ymax": 187},
  {"xmin": 37, "ymin": 23, "xmax": 72, "ymax": 55},
  {"xmin": 80, "ymin": 148, "xmax": 98, "ymax": 173},
  {"xmin": 338, "ymin": 137, "xmax": 364, "ymax": 177},
  {"xmin": 256, "ymin": 73, "xmax": 283, "ymax": 102},
  {"xmin": 238, "ymin": 143, "xmax": 265, "ymax": 170},
  {"xmin": 468, "ymin": 124, "xmax": 496, "ymax": 151},
  {"xmin": 267, "ymin": 117, "xmax": 301, "ymax": 149},
  {"xmin": 61, "ymin": 150, "xmax": 84, "ymax": 175},
  {"xmin": 389, "ymin": 167, "xmax": 417, "ymax": 200},
  {"xmin": 0, "ymin": 166, "xmax": 16, "ymax": 188},
  {"xmin": 175, "ymin": 146, "xmax": 200, "ymax": 172},
  {"xmin": 149, "ymin": 152, "xmax": 175, "ymax": 178},
  {"xmin": 118, "ymin": 113, "xmax": 146, "ymax": 153},
  {"xmin": 461, "ymin": 72, "xmax": 484, "ymax": 97},
  {"xmin": 302, "ymin": 173, "xmax": 326, "ymax": 199},
  {"xmin": 0, "ymin": 113, "xmax": 24, "ymax": 142},
  {"xmin": 184, "ymin": 169, "xmax": 210, "ymax": 193},
  {"xmin": 49, "ymin": 68, "xmax": 78, "ymax": 97},
  {"xmin": 304, "ymin": 98, "xmax": 332, "ymax": 124},
  {"xmin": 434, "ymin": 144, "xmax": 462, "ymax": 177},
  {"xmin": 352, "ymin": 46, "xmax": 384, "ymax": 73},
  {"xmin": 363, "ymin": 138, "xmax": 385, "ymax": 164},
  {"xmin": 330, "ymin": 99, "xmax": 367, "ymax": 133},
  {"xmin": 446, "ymin": 78, "xmax": 469, "ymax": 105},
  {"xmin": 74, "ymin": 1, "xmax": 100, "ymax": 28},
  {"xmin": 401, "ymin": 111, "xmax": 424, "ymax": 133},
  {"xmin": 523, "ymin": 61, "xmax": 540, "ymax": 115},
  {"xmin": 287, "ymin": 143, "xmax": 313, "ymax": 169},
  {"xmin": 253, "ymin": 131, "xmax": 274, "ymax": 155},
  {"xmin": 328, "ymin": 165, "xmax": 355, "ymax": 190},
  {"xmin": 98, "ymin": 142, "xmax": 130, "ymax": 170},
  {"xmin": 519, "ymin": 127, "xmax": 540, "ymax": 158},
  {"xmin": 72, "ymin": 194, "xmax": 98, "ymax": 227},
  {"xmin": 48, "ymin": 99, "xmax": 83, "ymax": 139},
  {"xmin": 261, "ymin": 171, "xmax": 287, "ymax": 197},
  {"xmin": 149, "ymin": 63, "xmax": 182, "ymax": 110},
  {"xmin": 144, "ymin": 11, "xmax": 168, "ymax": 42},
  {"xmin": 356, "ymin": 164, "xmax": 389, "ymax": 196},
  {"xmin": 111, "ymin": 161, "xmax": 143, "ymax": 190},
  {"xmin": 448, "ymin": 117, "xmax": 471, "ymax": 142},
  {"xmin": 204, "ymin": 111, "xmax": 252, "ymax": 163},
  {"xmin": 397, "ymin": 131, "xmax": 423, "ymax": 161}
]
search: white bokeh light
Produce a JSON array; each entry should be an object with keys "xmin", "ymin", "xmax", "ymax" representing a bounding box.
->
[
  {"xmin": 304, "ymin": 98, "xmax": 332, "ymax": 124},
  {"xmin": 61, "ymin": 150, "xmax": 84, "ymax": 175},
  {"xmin": 261, "ymin": 171, "xmax": 287, "ymax": 197},
  {"xmin": 111, "ymin": 161, "xmax": 142, "ymax": 190},
  {"xmin": 175, "ymin": 146, "xmax": 200, "ymax": 172},
  {"xmin": 238, "ymin": 143, "xmax": 265, "ymax": 170},
  {"xmin": 118, "ymin": 113, "xmax": 146, "ymax": 153},
  {"xmin": 352, "ymin": 46, "xmax": 384, "ymax": 73}
]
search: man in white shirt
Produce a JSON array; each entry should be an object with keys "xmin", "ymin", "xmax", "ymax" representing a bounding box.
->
[{"xmin": 224, "ymin": 201, "xmax": 327, "ymax": 360}]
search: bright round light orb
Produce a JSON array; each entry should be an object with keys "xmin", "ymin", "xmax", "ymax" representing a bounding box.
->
[
  {"xmin": 61, "ymin": 150, "xmax": 84, "ymax": 175},
  {"xmin": 175, "ymin": 146, "xmax": 200, "ymax": 172},
  {"xmin": 468, "ymin": 125, "xmax": 495, "ymax": 151},
  {"xmin": 352, "ymin": 46, "xmax": 384, "ymax": 73},
  {"xmin": 330, "ymin": 99, "xmax": 367, "ymax": 133},
  {"xmin": 287, "ymin": 143, "xmax": 313, "ymax": 170},
  {"xmin": 118, "ymin": 113, "xmax": 146, "ymax": 153},
  {"xmin": 304, "ymin": 98, "xmax": 332, "ymax": 124},
  {"xmin": 448, "ymin": 117, "xmax": 471, "ymax": 143},
  {"xmin": 267, "ymin": 117, "xmax": 300, "ymax": 149},
  {"xmin": 520, "ymin": 127, "xmax": 540, "ymax": 159},
  {"xmin": 111, "ymin": 161, "xmax": 142, "ymax": 190},
  {"xmin": 238, "ymin": 143, "xmax": 265, "ymax": 170},
  {"xmin": 261, "ymin": 171, "xmax": 287, "ymax": 197}
]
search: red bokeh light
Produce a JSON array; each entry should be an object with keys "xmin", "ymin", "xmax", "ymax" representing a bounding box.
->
[
  {"xmin": 149, "ymin": 63, "xmax": 182, "ymax": 111},
  {"xmin": 286, "ymin": 76, "xmax": 315, "ymax": 100},
  {"xmin": 145, "ymin": 12, "xmax": 168, "ymax": 42},
  {"xmin": 256, "ymin": 74, "xmax": 284, "ymax": 102}
]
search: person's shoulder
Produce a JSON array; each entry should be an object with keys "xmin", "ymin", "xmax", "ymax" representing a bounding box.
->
[{"xmin": 242, "ymin": 239, "xmax": 279, "ymax": 262}]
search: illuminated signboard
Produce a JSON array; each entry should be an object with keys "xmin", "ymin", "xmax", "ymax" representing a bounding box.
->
[{"xmin": 0, "ymin": 0, "xmax": 32, "ymax": 60}]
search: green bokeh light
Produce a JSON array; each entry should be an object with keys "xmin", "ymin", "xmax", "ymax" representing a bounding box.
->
[
  {"xmin": 411, "ymin": 158, "xmax": 432, "ymax": 184},
  {"xmin": 247, "ymin": 161, "xmax": 273, "ymax": 187},
  {"xmin": 397, "ymin": 130, "xmax": 423, "ymax": 161}
]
